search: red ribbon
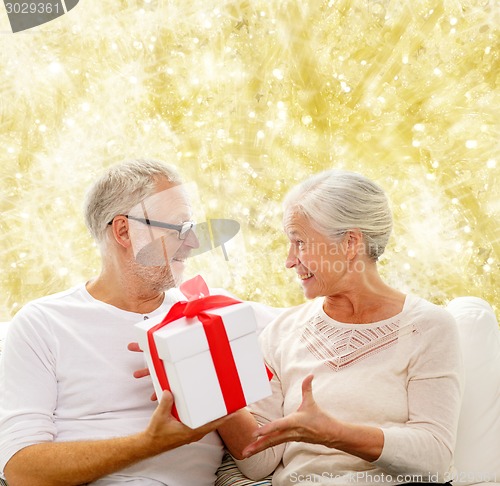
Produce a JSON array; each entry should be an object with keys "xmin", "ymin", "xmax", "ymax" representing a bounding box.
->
[{"xmin": 147, "ymin": 277, "xmax": 247, "ymax": 422}]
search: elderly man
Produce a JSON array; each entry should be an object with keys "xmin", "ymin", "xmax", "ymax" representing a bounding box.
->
[{"xmin": 0, "ymin": 159, "xmax": 278, "ymax": 485}]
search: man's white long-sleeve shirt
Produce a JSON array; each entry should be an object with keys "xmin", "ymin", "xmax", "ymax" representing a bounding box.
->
[{"xmin": 0, "ymin": 283, "xmax": 280, "ymax": 485}]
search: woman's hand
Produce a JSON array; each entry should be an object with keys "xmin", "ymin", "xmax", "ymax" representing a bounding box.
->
[
  {"xmin": 242, "ymin": 375, "xmax": 342, "ymax": 457},
  {"xmin": 242, "ymin": 375, "xmax": 384, "ymax": 462}
]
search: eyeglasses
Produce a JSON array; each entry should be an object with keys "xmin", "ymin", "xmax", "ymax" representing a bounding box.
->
[{"xmin": 108, "ymin": 215, "xmax": 195, "ymax": 240}]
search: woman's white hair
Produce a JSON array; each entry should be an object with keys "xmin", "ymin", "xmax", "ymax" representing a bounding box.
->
[
  {"xmin": 283, "ymin": 170, "xmax": 393, "ymax": 261},
  {"xmin": 84, "ymin": 158, "xmax": 182, "ymax": 243}
]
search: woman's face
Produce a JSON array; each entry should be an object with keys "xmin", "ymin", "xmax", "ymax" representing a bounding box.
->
[{"xmin": 283, "ymin": 209, "xmax": 351, "ymax": 299}]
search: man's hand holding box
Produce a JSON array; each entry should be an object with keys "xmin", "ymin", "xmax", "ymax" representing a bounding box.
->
[{"xmin": 136, "ymin": 276, "xmax": 272, "ymax": 428}]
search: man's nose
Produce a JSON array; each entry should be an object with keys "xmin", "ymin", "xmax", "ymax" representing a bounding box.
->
[{"xmin": 184, "ymin": 229, "xmax": 200, "ymax": 249}]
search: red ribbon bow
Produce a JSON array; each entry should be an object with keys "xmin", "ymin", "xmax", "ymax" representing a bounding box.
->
[{"xmin": 147, "ymin": 276, "xmax": 247, "ymax": 422}]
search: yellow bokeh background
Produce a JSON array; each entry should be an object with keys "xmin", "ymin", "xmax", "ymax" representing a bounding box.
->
[{"xmin": 0, "ymin": 0, "xmax": 498, "ymax": 321}]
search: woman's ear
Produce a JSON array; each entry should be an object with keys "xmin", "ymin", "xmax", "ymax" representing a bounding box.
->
[{"xmin": 346, "ymin": 229, "xmax": 363, "ymax": 260}]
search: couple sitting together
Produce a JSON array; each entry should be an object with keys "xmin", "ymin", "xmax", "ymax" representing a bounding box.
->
[{"xmin": 0, "ymin": 158, "xmax": 488, "ymax": 485}]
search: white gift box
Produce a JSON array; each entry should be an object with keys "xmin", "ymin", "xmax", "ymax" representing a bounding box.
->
[{"xmin": 135, "ymin": 300, "xmax": 272, "ymax": 428}]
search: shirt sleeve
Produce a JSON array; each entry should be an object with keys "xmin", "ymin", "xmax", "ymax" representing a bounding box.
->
[
  {"xmin": 0, "ymin": 304, "xmax": 59, "ymax": 474},
  {"xmin": 373, "ymin": 305, "xmax": 464, "ymax": 480},
  {"xmin": 248, "ymin": 303, "xmax": 286, "ymax": 335},
  {"xmin": 233, "ymin": 325, "xmax": 286, "ymax": 480}
]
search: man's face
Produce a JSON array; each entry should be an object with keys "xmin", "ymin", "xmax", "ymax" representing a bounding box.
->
[{"xmin": 127, "ymin": 180, "xmax": 199, "ymax": 287}]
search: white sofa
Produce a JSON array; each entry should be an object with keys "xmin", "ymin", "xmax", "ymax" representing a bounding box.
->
[
  {"xmin": 1, "ymin": 297, "xmax": 499, "ymax": 485},
  {"xmin": 447, "ymin": 298, "xmax": 500, "ymax": 485}
]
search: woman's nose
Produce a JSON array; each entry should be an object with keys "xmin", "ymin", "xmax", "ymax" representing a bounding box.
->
[{"xmin": 285, "ymin": 245, "xmax": 298, "ymax": 269}]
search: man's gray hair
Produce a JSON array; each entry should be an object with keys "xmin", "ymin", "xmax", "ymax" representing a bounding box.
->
[
  {"xmin": 84, "ymin": 158, "xmax": 182, "ymax": 243},
  {"xmin": 283, "ymin": 170, "xmax": 393, "ymax": 261}
]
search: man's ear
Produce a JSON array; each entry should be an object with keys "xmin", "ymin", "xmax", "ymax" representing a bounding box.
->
[{"xmin": 110, "ymin": 216, "xmax": 132, "ymax": 249}]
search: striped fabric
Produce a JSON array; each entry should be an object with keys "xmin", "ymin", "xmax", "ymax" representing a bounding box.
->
[
  {"xmin": 215, "ymin": 452, "xmax": 272, "ymax": 486},
  {"xmin": 0, "ymin": 478, "xmax": 7, "ymax": 486}
]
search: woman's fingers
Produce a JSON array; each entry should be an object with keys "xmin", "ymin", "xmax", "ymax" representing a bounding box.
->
[
  {"xmin": 252, "ymin": 417, "xmax": 291, "ymax": 438},
  {"xmin": 299, "ymin": 374, "xmax": 315, "ymax": 408},
  {"xmin": 243, "ymin": 429, "xmax": 289, "ymax": 457},
  {"xmin": 241, "ymin": 375, "xmax": 324, "ymax": 457}
]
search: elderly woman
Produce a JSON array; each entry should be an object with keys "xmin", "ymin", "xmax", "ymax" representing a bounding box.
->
[{"xmin": 219, "ymin": 170, "xmax": 463, "ymax": 486}]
